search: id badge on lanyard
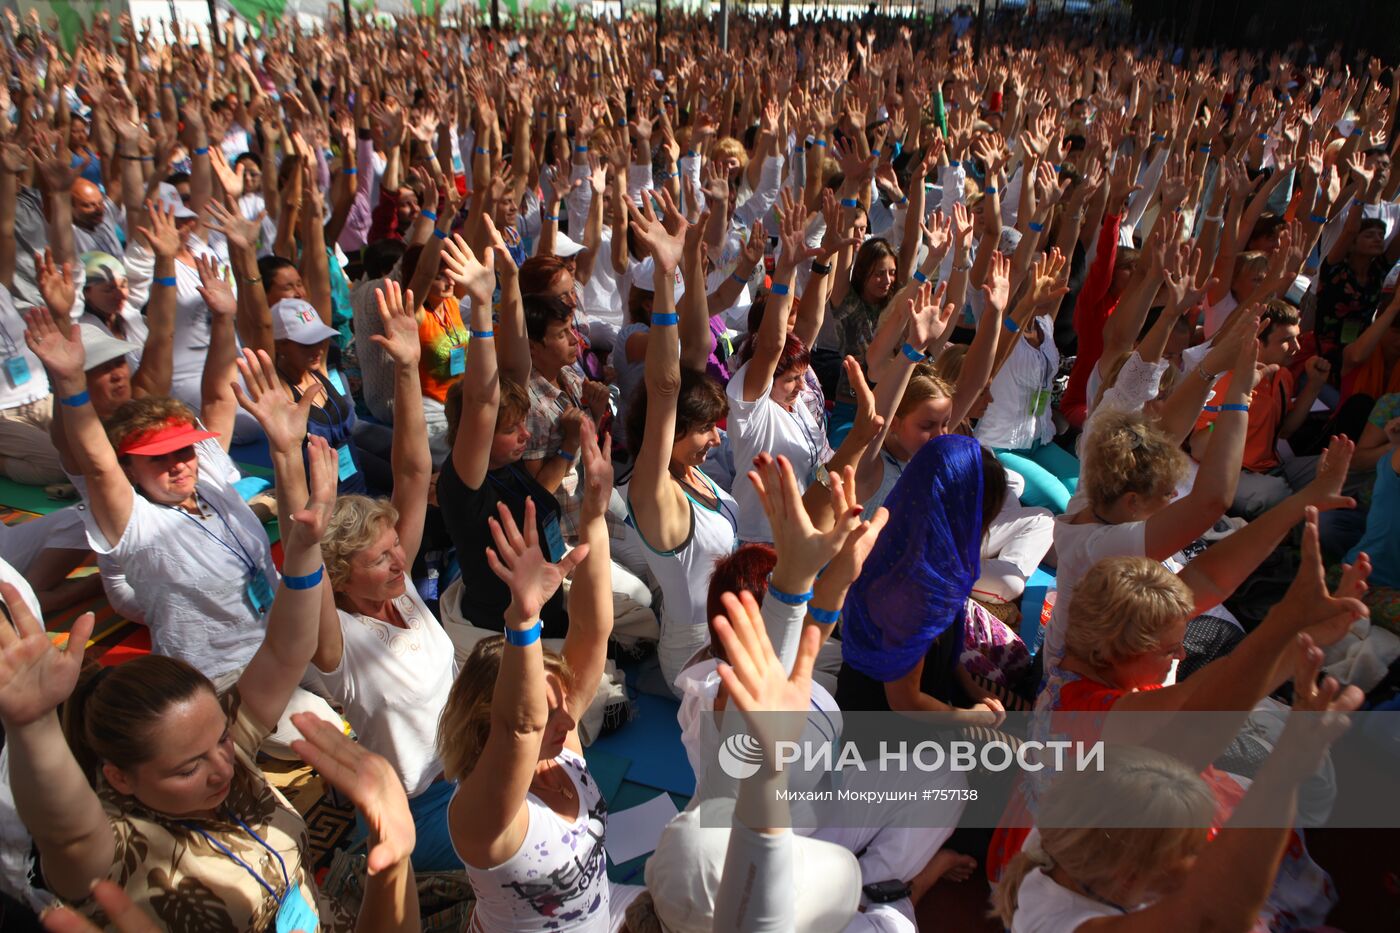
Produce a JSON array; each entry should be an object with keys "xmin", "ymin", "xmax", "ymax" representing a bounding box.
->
[
  {"xmin": 246, "ymin": 568, "xmax": 275, "ymax": 615},
  {"xmin": 276, "ymin": 885, "xmax": 319, "ymax": 933},
  {"xmin": 448, "ymin": 344, "xmax": 466, "ymax": 376},
  {"xmin": 336, "ymin": 445, "xmax": 358, "ymax": 481},
  {"xmin": 3, "ymin": 356, "xmax": 31, "ymax": 388}
]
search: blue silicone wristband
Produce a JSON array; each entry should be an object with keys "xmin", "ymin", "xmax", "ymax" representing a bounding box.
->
[
  {"xmin": 153, "ymin": 276, "xmax": 176, "ymax": 287},
  {"xmin": 770, "ymin": 282, "xmax": 790, "ymax": 296},
  {"xmin": 282, "ymin": 565, "xmax": 324, "ymax": 590},
  {"xmin": 732, "ymin": 271, "xmax": 749, "ymax": 285},
  {"xmin": 808, "ymin": 605, "xmax": 841, "ymax": 625},
  {"xmin": 471, "ymin": 329, "xmax": 494, "ymax": 339},
  {"xmin": 193, "ymin": 146, "xmax": 209, "ymax": 156},
  {"xmin": 841, "ymin": 197, "xmax": 858, "ymax": 208},
  {"xmin": 505, "ymin": 621, "xmax": 543, "ymax": 646},
  {"xmin": 60, "ymin": 390, "xmax": 90, "ymax": 407},
  {"xmin": 651, "ymin": 312, "xmax": 680, "ymax": 326},
  {"xmin": 1004, "ymin": 317, "xmax": 1020, "ymax": 334},
  {"xmin": 913, "ymin": 270, "xmax": 928, "ymax": 284},
  {"xmin": 1220, "ymin": 403, "xmax": 1250, "ymax": 412},
  {"xmin": 901, "ymin": 342, "xmax": 927, "ymax": 363},
  {"xmin": 575, "ymin": 145, "xmax": 589, "ymax": 153},
  {"xmin": 766, "ymin": 577, "xmax": 814, "ymax": 606},
  {"xmin": 1309, "ymin": 214, "xmax": 1327, "ymax": 224},
  {"xmin": 557, "ymin": 448, "xmax": 576, "ymax": 462},
  {"xmin": 420, "ymin": 210, "xmax": 438, "ymax": 222},
  {"xmin": 343, "ymin": 167, "xmax": 357, "ymax": 175},
  {"xmin": 433, "ymin": 228, "xmax": 448, "ymax": 240},
  {"xmin": 983, "ymin": 186, "xmax": 997, "ymax": 195},
  {"xmin": 1028, "ymin": 221, "xmax": 1045, "ymax": 233}
]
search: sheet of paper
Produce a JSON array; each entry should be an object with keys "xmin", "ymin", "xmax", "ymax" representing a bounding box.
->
[{"xmin": 603, "ymin": 792, "xmax": 680, "ymax": 865}]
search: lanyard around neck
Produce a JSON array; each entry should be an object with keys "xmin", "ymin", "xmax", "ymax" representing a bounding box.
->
[{"xmin": 182, "ymin": 812, "xmax": 291, "ymax": 902}]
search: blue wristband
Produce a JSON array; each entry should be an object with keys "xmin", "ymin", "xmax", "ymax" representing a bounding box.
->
[
  {"xmin": 149, "ymin": 111, "xmax": 161, "ymax": 119},
  {"xmin": 841, "ymin": 197, "xmax": 858, "ymax": 208},
  {"xmin": 575, "ymin": 145, "xmax": 589, "ymax": 154},
  {"xmin": 471, "ymin": 329, "xmax": 494, "ymax": 339},
  {"xmin": 475, "ymin": 147, "xmax": 488, "ymax": 155},
  {"xmin": 282, "ymin": 565, "xmax": 324, "ymax": 590},
  {"xmin": 505, "ymin": 620, "xmax": 543, "ymax": 646},
  {"xmin": 766, "ymin": 576, "xmax": 814, "ymax": 606},
  {"xmin": 1198, "ymin": 145, "xmax": 1212, "ymax": 153},
  {"xmin": 60, "ymin": 390, "xmax": 90, "ymax": 407},
  {"xmin": 913, "ymin": 270, "xmax": 928, "ymax": 284},
  {"xmin": 1028, "ymin": 221, "xmax": 1045, "ymax": 233},
  {"xmin": 557, "ymin": 448, "xmax": 576, "ymax": 462},
  {"xmin": 732, "ymin": 271, "xmax": 749, "ymax": 285},
  {"xmin": 153, "ymin": 276, "xmax": 176, "ymax": 287},
  {"xmin": 901, "ymin": 342, "xmax": 927, "ymax": 363},
  {"xmin": 1003, "ymin": 317, "xmax": 1020, "ymax": 334},
  {"xmin": 814, "ymin": 139, "xmax": 828, "ymax": 148},
  {"xmin": 1257, "ymin": 133, "xmax": 1269, "ymax": 141},
  {"xmin": 872, "ymin": 149, "xmax": 882, "ymax": 158},
  {"xmin": 343, "ymin": 167, "xmax": 357, "ymax": 175},
  {"xmin": 432, "ymin": 228, "xmax": 448, "ymax": 240},
  {"xmin": 1220, "ymin": 403, "xmax": 1250, "ymax": 412},
  {"xmin": 651, "ymin": 312, "xmax": 680, "ymax": 326},
  {"xmin": 770, "ymin": 282, "xmax": 790, "ymax": 296},
  {"xmin": 983, "ymin": 186, "xmax": 997, "ymax": 195},
  {"xmin": 950, "ymin": 160, "xmax": 960, "ymax": 168},
  {"xmin": 193, "ymin": 146, "xmax": 209, "ymax": 156},
  {"xmin": 543, "ymin": 213, "xmax": 561, "ymax": 222},
  {"xmin": 421, "ymin": 210, "xmax": 438, "ymax": 221},
  {"xmin": 808, "ymin": 605, "xmax": 841, "ymax": 626},
  {"xmin": 1309, "ymin": 213, "xmax": 1328, "ymax": 224},
  {"xmin": 1151, "ymin": 134, "xmax": 1166, "ymax": 143}
]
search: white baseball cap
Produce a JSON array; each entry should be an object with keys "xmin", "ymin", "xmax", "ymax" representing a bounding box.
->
[
  {"xmin": 644, "ymin": 798, "xmax": 861, "ymax": 933},
  {"xmin": 271, "ymin": 299, "xmax": 339, "ymax": 345},
  {"xmin": 79, "ymin": 323, "xmax": 139, "ymax": 371},
  {"xmin": 552, "ymin": 232, "xmax": 586, "ymax": 258},
  {"xmin": 154, "ymin": 182, "xmax": 198, "ymax": 220}
]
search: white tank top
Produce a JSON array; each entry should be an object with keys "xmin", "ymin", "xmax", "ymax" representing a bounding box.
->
[
  {"xmin": 457, "ymin": 748, "xmax": 612, "ymax": 932},
  {"xmin": 1010, "ymin": 867, "xmax": 1123, "ymax": 933},
  {"xmin": 863, "ymin": 448, "xmax": 907, "ymax": 514},
  {"xmin": 625, "ymin": 472, "xmax": 739, "ymax": 686}
]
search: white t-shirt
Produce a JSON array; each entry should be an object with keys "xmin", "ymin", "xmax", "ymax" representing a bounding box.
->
[
  {"xmin": 123, "ymin": 239, "xmax": 227, "ymax": 390},
  {"xmin": 726, "ymin": 361, "xmax": 830, "ymax": 543},
  {"xmin": 0, "ymin": 285, "xmax": 49, "ymax": 411},
  {"xmin": 1010, "ymin": 867, "xmax": 1122, "ymax": 933},
  {"xmin": 1045, "ymin": 517, "xmax": 1180, "ymax": 671},
  {"xmin": 976, "ymin": 316, "xmax": 1059, "ymax": 451},
  {"xmin": 81, "ymin": 439, "xmax": 275, "ymax": 678},
  {"xmin": 320, "ymin": 588, "xmax": 457, "ymax": 798}
]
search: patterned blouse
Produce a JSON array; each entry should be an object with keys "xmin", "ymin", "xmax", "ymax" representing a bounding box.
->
[{"xmin": 73, "ymin": 689, "xmax": 354, "ymax": 932}]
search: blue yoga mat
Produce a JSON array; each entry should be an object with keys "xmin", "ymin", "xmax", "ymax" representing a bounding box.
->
[
  {"xmin": 590, "ymin": 692, "xmax": 695, "ymax": 796},
  {"xmin": 583, "ymin": 747, "xmax": 632, "ymax": 804}
]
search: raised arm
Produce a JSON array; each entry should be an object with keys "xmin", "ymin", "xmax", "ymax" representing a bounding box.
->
[
  {"xmin": 447, "ymin": 499, "xmax": 589, "ymax": 868},
  {"xmin": 0, "ymin": 585, "xmax": 109, "ymax": 902},
  {"xmin": 442, "ymin": 234, "xmax": 500, "ymax": 489},
  {"xmin": 24, "ymin": 310, "xmax": 132, "ymax": 547},
  {"xmin": 237, "ymin": 437, "xmax": 337, "ymax": 734},
  {"xmin": 742, "ymin": 191, "xmax": 810, "ymax": 402},
  {"xmin": 0, "ymin": 144, "xmax": 23, "ymax": 288},
  {"xmin": 561, "ymin": 419, "xmax": 614, "ymax": 724},
  {"xmin": 193, "ymin": 257, "xmax": 241, "ymax": 450}
]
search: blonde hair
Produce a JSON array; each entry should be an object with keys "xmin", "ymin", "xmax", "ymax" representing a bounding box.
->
[
  {"xmin": 1065, "ymin": 556, "xmax": 1195, "ymax": 669},
  {"xmin": 896, "ymin": 363, "xmax": 953, "ymax": 418},
  {"xmin": 322, "ymin": 495, "xmax": 400, "ymax": 592},
  {"xmin": 932, "ymin": 344, "xmax": 968, "ymax": 384},
  {"xmin": 437, "ymin": 637, "xmax": 575, "ymax": 782},
  {"xmin": 713, "ymin": 136, "xmax": 748, "ymax": 172},
  {"xmin": 1081, "ymin": 411, "xmax": 1187, "ymax": 512},
  {"xmin": 992, "ymin": 745, "xmax": 1214, "ymax": 926}
]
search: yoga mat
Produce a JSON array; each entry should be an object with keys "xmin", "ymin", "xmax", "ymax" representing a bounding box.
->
[
  {"xmin": 0, "ymin": 476, "xmax": 72, "ymax": 515},
  {"xmin": 230, "ymin": 437, "xmax": 275, "ymax": 473},
  {"xmin": 590, "ymin": 692, "xmax": 695, "ymax": 797},
  {"xmin": 583, "ymin": 747, "xmax": 632, "ymax": 804}
]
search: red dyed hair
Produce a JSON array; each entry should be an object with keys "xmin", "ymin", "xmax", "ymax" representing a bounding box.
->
[{"xmin": 705, "ymin": 544, "xmax": 777, "ymax": 662}]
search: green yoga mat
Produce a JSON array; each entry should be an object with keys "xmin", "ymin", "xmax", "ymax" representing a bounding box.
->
[{"xmin": 0, "ymin": 476, "xmax": 74, "ymax": 515}]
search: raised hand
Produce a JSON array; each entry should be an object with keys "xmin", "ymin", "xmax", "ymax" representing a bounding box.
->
[
  {"xmin": 1266, "ymin": 507, "xmax": 1369, "ymax": 649},
  {"xmin": 440, "ymin": 234, "xmax": 496, "ymax": 306},
  {"xmin": 137, "ymin": 199, "xmax": 183, "ymax": 261},
  {"xmin": 368, "ymin": 279, "xmax": 420, "ymax": 367},
  {"xmin": 288, "ymin": 436, "xmax": 338, "ymax": 544},
  {"xmin": 908, "ymin": 280, "xmax": 956, "ymax": 350},
  {"xmin": 0, "ymin": 582, "xmax": 94, "ymax": 729},
  {"xmin": 578, "ymin": 415, "xmax": 614, "ymax": 521},
  {"xmin": 774, "ymin": 188, "xmax": 818, "ymax": 275},
  {"xmin": 35, "ymin": 250, "xmax": 77, "ymax": 321},
  {"xmin": 980, "ymin": 251, "xmax": 1011, "ymax": 315},
  {"xmin": 751, "ymin": 454, "xmax": 863, "ymax": 580},
  {"xmin": 487, "ymin": 499, "xmax": 588, "ymax": 622},
  {"xmin": 233, "ymin": 348, "xmax": 321, "ymax": 454},
  {"xmin": 22, "ymin": 307, "xmax": 85, "ymax": 383},
  {"xmin": 626, "ymin": 194, "xmax": 685, "ymax": 274},
  {"xmin": 205, "ymin": 198, "xmax": 265, "ymax": 252},
  {"xmin": 1028, "ymin": 248, "xmax": 1071, "ymax": 309},
  {"xmin": 713, "ymin": 589, "xmax": 823, "ymax": 764},
  {"xmin": 194, "ymin": 256, "xmax": 236, "ymax": 319},
  {"xmin": 1273, "ymin": 633, "xmax": 1363, "ymax": 780},
  {"xmin": 1297, "ymin": 435, "xmax": 1355, "ymax": 514},
  {"xmin": 289, "ymin": 711, "xmax": 414, "ymax": 876}
]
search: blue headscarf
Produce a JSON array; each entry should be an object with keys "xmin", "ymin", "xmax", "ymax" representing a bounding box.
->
[{"xmin": 841, "ymin": 434, "xmax": 984, "ymax": 683}]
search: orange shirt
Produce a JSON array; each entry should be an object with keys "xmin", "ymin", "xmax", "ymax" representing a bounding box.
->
[
  {"xmin": 418, "ymin": 296, "xmax": 467, "ymax": 403},
  {"xmin": 1194, "ymin": 366, "xmax": 1295, "ymax": 472}
]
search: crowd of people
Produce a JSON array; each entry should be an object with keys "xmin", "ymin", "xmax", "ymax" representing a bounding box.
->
[{"xmin": 0, "ymin": 4, "xmax": 1397, "ymax": 931}]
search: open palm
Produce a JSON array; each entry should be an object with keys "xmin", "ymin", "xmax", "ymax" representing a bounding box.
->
[
  {"xmin": 486, "ymin": 500, "xmax": 588, "ymax": 621},
  {"xmin": 0, "ymin": 583, "xmax": 94, "ymax": 728}
]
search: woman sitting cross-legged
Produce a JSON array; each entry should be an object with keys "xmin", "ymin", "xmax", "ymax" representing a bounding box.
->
[
  {"xmin": 235, "ymin": 278, "xmax": 459, "ymax": 872},
  {"xmin": 1, "ymin": 440, "xmax": 420, "ymax": 932},
  {"xmin": 440, "ymin": 417, "xmax": 642, "ymax": 930}
]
